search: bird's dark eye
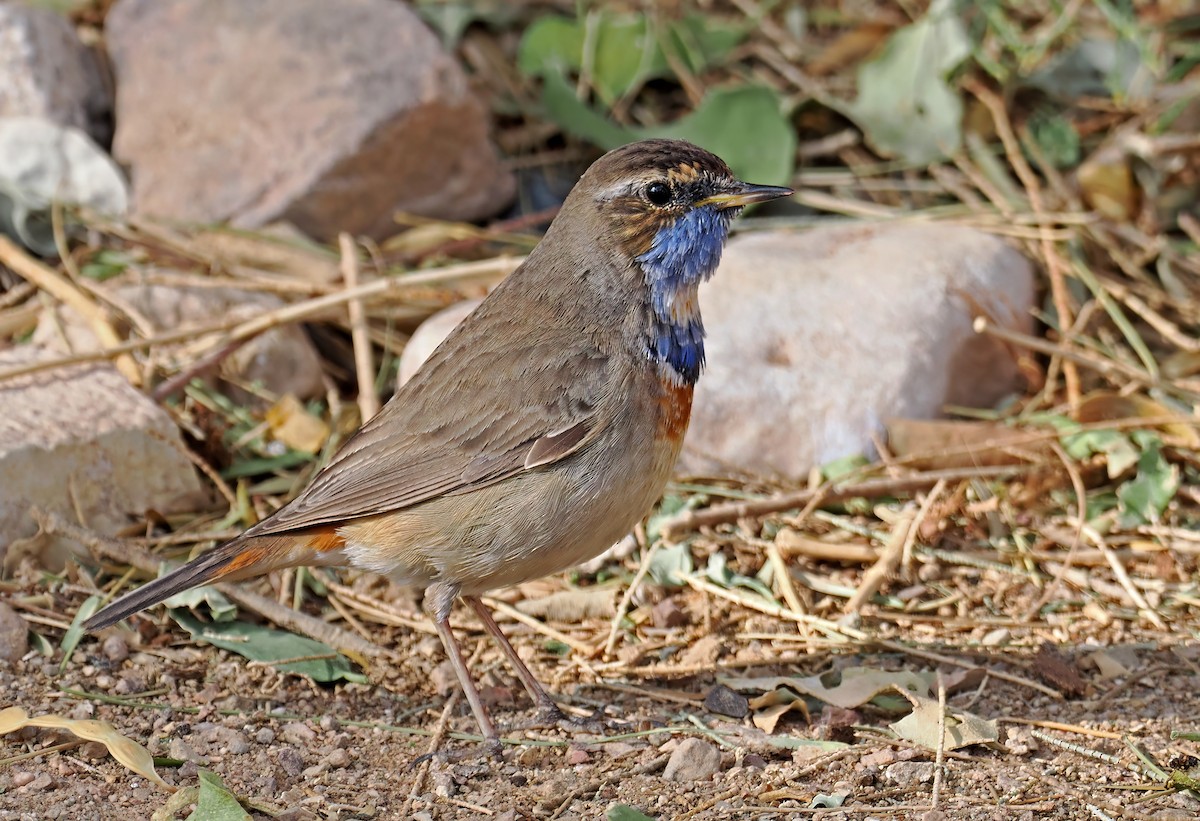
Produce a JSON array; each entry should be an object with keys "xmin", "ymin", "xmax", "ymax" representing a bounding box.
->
[{"xmin": 645, "ymin": 181, "xmax": 672, "ymax": 206}]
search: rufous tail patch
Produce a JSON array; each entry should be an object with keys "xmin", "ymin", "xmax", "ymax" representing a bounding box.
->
[{"xmin": 308, "ymin": 528, "xmax": 346, "ymax": 552}]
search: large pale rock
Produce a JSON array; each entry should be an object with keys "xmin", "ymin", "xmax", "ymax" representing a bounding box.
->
[
  {"xmin": 0, "ymin": 347, "xmax": 207, "ymax": 567},
  {"xmin": 33, "ymin": 280, "xmax": 326, "ymax": 401},
  {"xmin": 106, "ymin": 0, "xmax": 514, "ymax": 240},
  {"xmin": 0, "ymin": 3, "xmax": 110, "ymax": 138},
  {"xmin": 397, "ymin": 224, "xmax": 1035, "ymax": 480},
  {"xmin": 682, "ymin": 223, "xmax": 1034, "ymax": 477}
]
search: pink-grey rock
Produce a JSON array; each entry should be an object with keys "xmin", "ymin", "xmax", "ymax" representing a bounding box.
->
[
  {"xmin": 0, "ymin": 600, "xmax": 28, "ymax": 662},
  {"xmin": 0, "ymin": 3, "xmax": 110, "ymax": 139},
  {"xmin": 393, "ymin": 224, "xmax": 1034, "ymax": 479},
  {"xmin": 0, "ymin": 346, "xmax": 207, "ymax": 568},
  {"xmin": 33, "ymin": 280, "xmax": 325, "ymax": 401},
  {"xmin": 106, "ymin": 0, "xmax": 514, "ymax": 240},
  {"xmin": 682, "ymin": 223, "xmax": 1034, "ymax": 478}
]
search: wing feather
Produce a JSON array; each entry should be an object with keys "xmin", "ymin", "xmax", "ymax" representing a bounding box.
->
[{"xmin": 244, "ymin": 293, "xmax": 619, "ymax": 538}]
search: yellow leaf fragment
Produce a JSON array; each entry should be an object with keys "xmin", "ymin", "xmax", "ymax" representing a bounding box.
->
[{"xmin": 0, "ymin": 706, "xmax": 172, "ymax": 791}]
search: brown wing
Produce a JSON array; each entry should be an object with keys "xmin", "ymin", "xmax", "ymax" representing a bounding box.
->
[{"xmin": 243, "ymin": 294, "xmax": 620, "ymax": 538}]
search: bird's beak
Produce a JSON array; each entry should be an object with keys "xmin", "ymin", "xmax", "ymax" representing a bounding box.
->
[{"xmin": 698, "ymin": 182, "xmax": 794, "ymax": 210}]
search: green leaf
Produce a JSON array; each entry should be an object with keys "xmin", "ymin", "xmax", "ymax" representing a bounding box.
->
[
  {"xmin": 1027, "ymin": 109, "xmax": 1080, "ymax": 169},
  {"xmin": 1117, "ymin": 437, "xmax": 1179, "ymax": 526},
  {"xmin": 646, "ymin": 493, "xmax": 703, "ymax": 543},
  {"xmin": 414, "ymin": 1, "xmax": 522, "ymax": 48},
  {"xmin": 840, "ymin": 0, "xmax": 970, "ymax": 163},
  {"xmin": 643, "ymin": 85, "xmax": 796, "ymax": 186},
  {"xmin": 706, "ymin": 552, "xmax": 777, "ymax": 602},
  {"xmin": 170, "ymin": 611, "xmax": 368, "ymax": 684},
  {"xmin": 1061, "ymin": 429, "xmax": 1139, "ymax": 478},
  {"xmin": 80, "ymin": 249, "xmax": 133, "ymax": 282},
  {"xmin": 59, "ymin": 595, "xmax": 100, "ymax": 675},
  {"xmin": 163, "ymin": 584, "xmax": 237, "ymax": 623},
  {"xmin": 519, "ymin": 12, "xmax": 745, "ymax": 105},
  {"xmin": 647, "ymin": 542, "xmax": 693, "ymax": 588},
  {"xmin": 186, "ymin": 770, "xmax": 251, "ymax": 821},
  {"xmin": 540, "ymin": 71, "xmax": 633, "ymax": 148},
  {"xmin": 521, "ymin": 14, "xmax": 657, "ymax": 105},
  {"xmin": 540, "ymin": 74, "xmax": 794, "ymax": 185},
  {"xmin": 607, "ymin": 805, "xmax": 656, "ymax": 821},
  {"xmin": 820, "ymin": 453, "xmax": 870, "ymax": 483},
  {"xmin": 811, "ymin": 792, "xmax": 850, "ymax": 808}
]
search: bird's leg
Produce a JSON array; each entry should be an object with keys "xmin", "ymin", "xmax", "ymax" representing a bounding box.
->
[
  {"xmin": 424, "ymin": 583, "xmax": 502, "ymax": 757},
  {"xmin": 463, "ymin": 595, "xmax": 568, "ymax": 724}
]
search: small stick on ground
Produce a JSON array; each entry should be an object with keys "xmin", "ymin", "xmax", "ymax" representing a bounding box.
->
[
  {"xmin": 932, "ymin": 671, "xmax": 947, "ymax": 809},
  {"xmin": 843, "ymin": 506, "xmax": 916, "ymax": 616},
  {"xmin": 340, "ymin": 233, "xmax": 379, "ymax": 422},
  {"xmin": 603, "ymin": 537, "xmax": 658, "ymax": 659},
  {"xmin": 0, "ymin": 235, "xmax": 141, "ymax": 385}
]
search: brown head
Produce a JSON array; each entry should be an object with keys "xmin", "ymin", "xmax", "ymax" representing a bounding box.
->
[{"xmin": 546, "ymin": 139, "xmax": 793, "ymax": 384}]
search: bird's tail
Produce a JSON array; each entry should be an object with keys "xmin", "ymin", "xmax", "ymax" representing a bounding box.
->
[{"xmin": 84, "ymin": 531, "xmax": 343, "ymax": 631}]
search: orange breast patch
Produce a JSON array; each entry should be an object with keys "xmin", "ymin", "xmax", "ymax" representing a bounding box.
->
[{"xmin": 656, "ymin": 378, "xmax": 694, "ymax": 442}]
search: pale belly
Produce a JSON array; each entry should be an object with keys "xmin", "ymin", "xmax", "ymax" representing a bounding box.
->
[{"xmin": 339, "ymin": 373, "xmax": 691, "ymax": 595}]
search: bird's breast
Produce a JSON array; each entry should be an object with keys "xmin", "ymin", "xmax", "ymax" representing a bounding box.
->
[{"xmin": 654, "ymin": 370, "xmax": 694, "ymax": 443}]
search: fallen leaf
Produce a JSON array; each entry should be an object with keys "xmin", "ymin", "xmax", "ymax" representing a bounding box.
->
[
  {"xmin": 170, "ymin": 611, "xmax": 367, "ymax": 684},
  {"xmin": 0, "ymin": 706, "xmax": 171, "ymax": 790},
  {"xmin": 723, "ymin": 667, "xmax": 933, "ymax": 710},
  {"xmin": 1075, "ymin": 392, "xmax": 1200, "ymax": 447},
  {"xmin": 839, "ymin": 0, "xmax": 970, "ymax": 163},
  {"xmin": 265, "ymin": 394, "xmax": 330, "ymax": 454},
  {"xmin": 888, "ymin": 690, "xmax": 999, "ymax": 751},
  {"xmin": 750, "ymin": 692, "xmax": 810, "ymax": 733},
  {"xmin": 516, "ymin": 587, "xmax": 615, "ymax": 621},
  {"xmin": 186, "ymin": 770, "xmax": 251, "ymax": 821}
]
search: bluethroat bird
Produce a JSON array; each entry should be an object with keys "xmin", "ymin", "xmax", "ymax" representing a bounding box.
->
[{"xmin": 84, "ymin": 139, "xmax": 792, "ymax": 752}]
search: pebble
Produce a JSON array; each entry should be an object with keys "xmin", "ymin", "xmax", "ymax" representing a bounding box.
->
[
  {"xmin": 565, "ymin": 747, "xmax": 590, "ymax": 765},
  {"xmin": 277, "ymin": 746, "xmax": 305, "ymax": 777},
  {"xmin": 662, "ymin": 738, "xmax": 722, "ymax": 782},
  {"xmin": 78, "ymin": 741, "xmax": 108, "ymax": 761},
  {"xmin": 168, "ymin": 739, "xmax": 206, "ymax": 765},
  {"xmin": 704, "ymin": 684, "xmax": 750, "ymax": 719},
  {"xmin": 281, "ymin": 721, "xmax": 316, "ymax": 745},
  {"xmin": 884, "ymin": 761, "xmax": 935, "ymax": 786},
  {"xmin": 255, "ymin": 728, "xmax": 276, "ymax": 744},
  {"xmin": 29, "ymin": 772, "xmax": 53, "ymax": 790},
  {"xmin": 651, "ymin": 598, "xmax": 689, "ymax": 629},
  {"xmin": 101, "ymin": 634, "xmax": 129, "ymax": 663},
  {"xmin": 859, "ymin": 749, "xmax": 897, "ymax": 768},
  {"xmin": 327, "ymin": 748, "xmax": 351, "ymax": 768},
  {"xmin": 11, "ymin": 771, "xmax": 35, "ymax": 787},
  {"xmin": 228, "ymin": 733, "xmax": 251, "ymax": 755}
]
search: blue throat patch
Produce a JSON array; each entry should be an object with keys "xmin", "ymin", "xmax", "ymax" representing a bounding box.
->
[{"xmin": 636, "ymin": 206, "xmax": 732, "ymax": 384}]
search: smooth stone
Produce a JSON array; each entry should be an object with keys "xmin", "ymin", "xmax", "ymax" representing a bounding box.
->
[
  {"xmin": 662, "ymin": 737, "xmax": 722, "ymax": 781},
  {"xmin": 0, "ymin": 4, "xmax": 110, "ymax": 138},
  {"xmin": 0, "ymin": 346, "xmax": 207, "ymax": 568},
  {"xmin": 682, "ymin": 222, "xmax": 1035, "ymax": 478},
  {"xmin": 106, "ymin": 0, "xmax": 514, "ymax": 240}
]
